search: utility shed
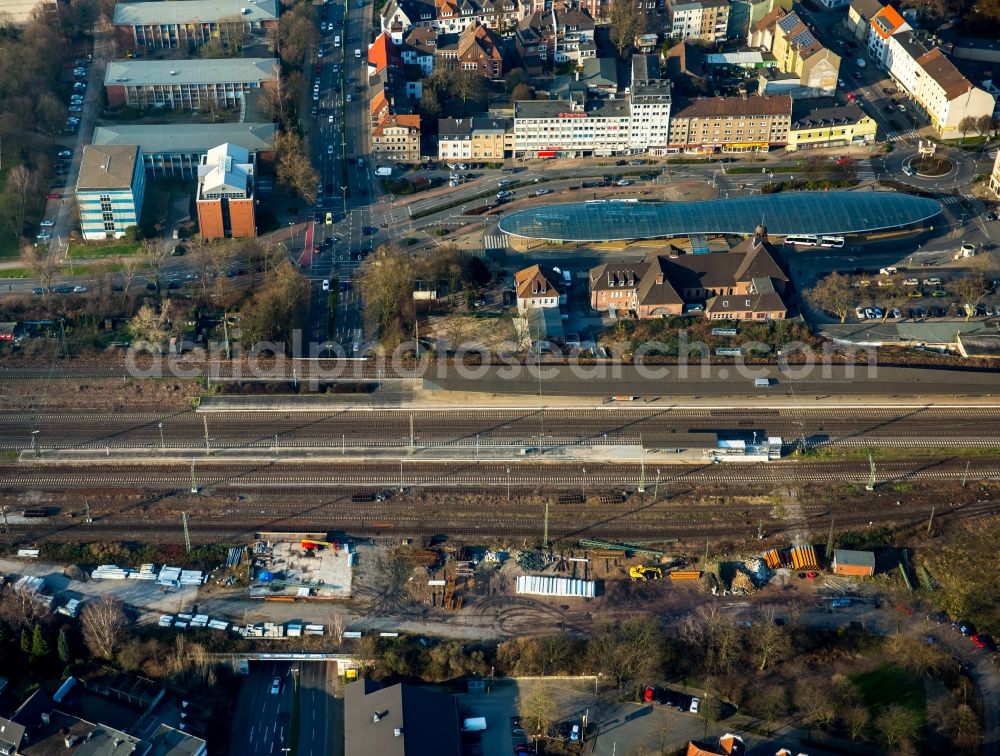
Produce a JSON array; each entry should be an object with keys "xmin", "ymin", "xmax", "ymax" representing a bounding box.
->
[{"xmin": 831, "ymin": 549, "xmax": 875, "ymax": 577}]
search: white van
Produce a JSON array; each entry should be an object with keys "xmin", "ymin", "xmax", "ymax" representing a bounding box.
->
[{"xmin": 334, "ymin": 35, "xmax": 341, "ymax": 46}]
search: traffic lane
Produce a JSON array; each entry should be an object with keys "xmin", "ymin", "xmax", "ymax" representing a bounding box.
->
[
  {"xmin": 230, "ymin": 661, "xmax": 293, "ymax": 756},
  {"xmin": 297, "ymin": 662, "xmax": 336, "ymax": 756}
]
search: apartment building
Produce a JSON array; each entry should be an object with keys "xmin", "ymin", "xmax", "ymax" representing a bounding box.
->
[
  {"xmin": 666, "ymin": 0, "xmax": 729, "ymax": 43},
  {"xmin": 434, "ymin": 22, "xmax": 504, "ymax": 78},
  {"xmin": 438, "ymin": 117, "xmax": 473, "ymax": 159},
  {"xmin": 515, "ymin": 6, "xmax": 596, "ymax": 67},
  {"xmin": 750, "ymin": 8, "xmax": 840, "ymax": 96},
  {"xmin": 92, "ymin": 122, "xmax": 276, "ymax": 178},
  {"xmin": 865, "ymin": 3, "xmax": 908, "ymax": 67},
  {"xmin": 196, "ymin": 143, "xmax": 256, "ymax": 239},
  {"xmin": 989, "ymin": 149, "xmax": 1000, "ymax": 197},
  {"xmin": 113, "ymin": 0, "xmax": 278, "ymax": 51},
  {"xmin": 434, "ymin": 0, "xmax": 522, "ymax": 33},
  {"xmin": 846, "ymin": 0, "xmax": 882, "ymax": 40},
  {"xmin": 76, "ymin": 145, "xmax": 146, "ymax": 241},
  {"xmin": 786, "ymin": 102, "xmax": 876, "ymax": 150},
  {"xmin": 515, "ymin": 265, "xmax": 563, "ymax": 311},
  {"xmin": 104, "ymin": 58, "xmax": 279, "ymax": 109},
  {"xmin": 382, "ymin": 0, "xmax": 437, "ymax": 41},
  {"xmin": 667, "ymin": 95, "xmax": 792, "ymax": 152},
  {"xmin": 629, "ymin": 55, "xmax": 672, "ymax": 152},
  {"xmin": 372, "ymin": 114, "xmax": 422, "ymax": 162},
  {"xmin": 884, "ymin": 27, "xmax": 995, "ymax": 139},
  {"xmin": 513, "ymin": 97, "xmax": 631, "ymax": 157},
  {"xmin": 471, "ymin": 115, "xmax": 513, "ymax": 158}
]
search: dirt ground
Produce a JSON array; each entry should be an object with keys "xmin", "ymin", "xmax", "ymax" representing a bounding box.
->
[{"xmin": 0, "ymin": 377, "xmax": 201, "ymax": 411}]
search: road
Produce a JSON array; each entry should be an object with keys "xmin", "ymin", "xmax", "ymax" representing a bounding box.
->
[
  {"xmin": 297, "ymin": 661, "xmax": 338, "ymax": 756},
  {"xmin": 229, "ymin": 661, "xmax": 294, "ymax": 756}
]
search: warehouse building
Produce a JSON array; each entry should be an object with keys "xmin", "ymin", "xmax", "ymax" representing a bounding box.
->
[
  {"xmin": 92, "ymin": 123, "xmax": 276, "ymax": 178},
  {"xmin": 831, "ymin": 549, "xmax": 876, "ymax": 576}
]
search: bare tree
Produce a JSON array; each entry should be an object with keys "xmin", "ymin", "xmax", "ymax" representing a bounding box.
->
[
  {"xmin": 519, "ymin": 684, "xmax": 557, "ymax": 742},
  {"xmin": 878, "ymin": 279, "xmax": 908, "ymax": 322},
  {"xmin": 876, "ymin": 704, "xmax": 920, "ymax": 749},
  {"xmin": 609, "ymin": 0, "xmax": 644, "ymax": 59},
  {"xmin": 22, "ymin": 242, "xmax": 58, "ymax": 292},
  {"xmin": 975, "ymin": 114, "xmax": 994, "ymax": 139},
  {"xmin": 275, "ymin": 130, "xmax": 319, "ymax": 204},
  {"xmin": 844, "ymin": 704, "xmax": 869, "ymax": 741},
  {"xmin": 142, "ymin": 238, "xmax": 170, "ymax": 292},
  {"xmin": 697, "ymin": 603, "xmax": 743, "ymax": 675},
  {"xmin": 752, "ymin": 606, "xmax": 792, "ymax": 671},
  {"xmin": 358, "ymin": 244, "xmax": 415, "ymax": 340},
  {"xmin": 80, "ymin": 596, "xmax": 127, "ymax": 660},
  {"xmin": 128, "ymin": 301, "xmax": 172, "ymax": 350},
  {"xmin": 958, "ymin": 115, "xmax": 977, "ymax": 143},
  {"xmin": 807, "ymin": 272, "xmax": 855, "ymax": 323},
  {"xmin": 217, "ymin": 15, "xmax": 250, "ymax": 55},
  {"xmin": 118, "ymin": 254, "xmax": 141, "ymax": 296},
  {"xmin": 951, "ymin": 271, "xmax": 990, "ymax": 320},
  {"xmin": 586, "ymin": 616, "xmax": 662, "ymax": 694},
  {"xmin": 6, "ymin": 165, "xmax": 42, "ymax": 236}
]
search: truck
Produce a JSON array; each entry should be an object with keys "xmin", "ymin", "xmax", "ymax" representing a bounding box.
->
[
  {"xmin": 461, "ymin": 717, "xmax": 487, "ymax": 732},
  {"xmin": 375, "ymin": 166, "xmax": 392, "ymax": 177}
]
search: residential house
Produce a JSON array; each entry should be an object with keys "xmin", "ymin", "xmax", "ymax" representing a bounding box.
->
[
  {"xmin": 196, "ymin": 143, "xmax": 256, "ymax": 239},
  {"xmin": 750, "ymin": 8, "xmax": 840, "ymax": 96},
  {"xmin": 438, "ymin": 117, "xmax": 473, "ymax": 159},
  {"xmin": 369, "ymin": 31, "xmax": 405, "ymax": 80},
  {"xmin": 548, "ymin": 56, "xmax": 619, "ymax": 97},
  {"xmin": 666, "ymin": 0, "xmax": 729, "ymax": 43},
  {"xmin": 76, "ymin": 144, "xmax": 146, "ymax": 241},
  {"xmin": 434, "ymin": 22, "xmax": 503, "ymax": 78},
  {"xmin": 629, "ymin": 54, "xmax": 673, "ymax": 153},
  {"xmin": 989, "ymin": 148, "xmax": 1000, "ymax": 197},
  {"xmin": 846, "ymin": 0, "xmax": 882, "ymax": 41},
  {"xmin": 515, "ymin": 5, "xmax": 596, "ymax": 67},
  {"xmin": 92, "ymin": 122, "xmax": 276, "ymax": 178},
  {"xmin": 401, "ymin": 26, "xmax": 437, "ymax": 74},
  {"xmin": 372, "ymin": 114, "xmax": 422, "ymax": 163},
  {"xmin": 589, "ymin": 232, "xmax": 790, "ymax": 320},
  {"xmin": 885, "ymin": 27, "xmax": 995, "ymax": 138},
  {"xmin": 665, "ymin": 40, "xmax": 709, "ymax": 94},
  {"xmin": 345, "ymin": 679, "xmax": 460, "ymax": 756},
  {"xmin": 865, "ymin": 3, "xmax": 909, "ymax": 67},
  {"xmin": 831, "ymin": 549, "xmax": 876, "ymax": 576},
  {"xmin": 470, "ymin": 115, "xmax": 514, "ymax": 158},
  {"xmin": 667, "ymin": 94, "xmax": 792, "ymax": 152},
  {"xmin": 434, "ymin": 0, "xmax": 521, "ymax": 34},
  {"xmin": 786, "ymin": 101, "xmax": 877, "ymax": 150},
  {"xmin": 113, "ymin": 0, "xmax": 279, "ymax": 51},
  {"xmin": 515, "ymin": 264, "xmax": 563, "ymax": 311},
  {"xmin": 381, "ymin": 0, "xmax": 437, "ymax": 42},
  {"xmin": 104, "ymin": 58, "xmax": 279, "ymax": 110},
  {"xmin": 686, "ymin": 734, "xmax": 746, "ymax": 756}
]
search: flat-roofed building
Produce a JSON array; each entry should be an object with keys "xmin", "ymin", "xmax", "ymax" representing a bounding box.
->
[
  {"xmin": 514, "ymin": 97, "xmax": 631, "ymax": 158},
  {"xmin": 831, "ymin": 549, "xmax": 876, "ymax": 576},
  {"xmin": 345, "ymin": 679, "xmax": 460, "ymax": 756},
  {"xmin": 113, "ymin": 0, "xmax": 279, "ymax": 51},
  {"xmin": 470, "ymin": 115, "xmax": 513, "ymax": 159},
  {"xmin": 196, "ymin": 143, "xmax": 256, "ymax": 239},
  {"xmin": 667, "ymin": 0, "xmax": 729, "ymax": 42},
  {"xmin": 92, "ymin": 122, "xmax": 276, "ymax": 178},
  {"xmin": 629, "ymin": 55, "xmax": 672, "ymax": 153},
  {"xmin": 667, "ymin": 95, "xmax": 792, "ymax": 153},
  {"xmin": 76, "ymin": 145, "xmax": 146, "ymax": 241},
  {"xmin": 104, "ymin": 58, "xmax": 279, "ymax": 110}
]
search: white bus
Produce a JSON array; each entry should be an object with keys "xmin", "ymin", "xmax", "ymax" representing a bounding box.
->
[
  {"xmin": 784, "ymin": 234, "xmax": 819, "ymax": 246},
  {"xmin": 819, "ymin": 235, "xmax": 845, "ymax": 248}
]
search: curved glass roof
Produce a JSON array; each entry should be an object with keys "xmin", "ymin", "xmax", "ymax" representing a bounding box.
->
[{"xmin": 497, "ymin": 192, "xmax": 941, "ymax": 241}]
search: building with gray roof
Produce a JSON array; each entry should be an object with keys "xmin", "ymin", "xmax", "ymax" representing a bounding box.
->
[
  {"xmin": 93, "ymin": 123, "xmax": 276, "ymax": 178},
  {"xmin": 104, "ymin": 58, "xmax": 279, "ymax": 110},
  {"xmin": 76, "ymin": 145, "xmax": 146, "ymax": 241},
  {"xmin": 345, "ymin": 679, "xmax": 460, "ymax": 756},
  {"xmin": 114, "ymin": 0, "xmax": 278, "ymax": 49}
]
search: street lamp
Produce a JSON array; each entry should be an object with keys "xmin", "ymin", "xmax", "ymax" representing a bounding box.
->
[
  {"xmin": 31, "ymin": 430, "xmax": 39, "ymax": 457},
  {"xmin": 158, "ymin": 422, "xmax": 165, "ymax": 450}
]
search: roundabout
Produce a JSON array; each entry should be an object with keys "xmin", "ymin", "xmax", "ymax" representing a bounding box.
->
[{"xmin": 908, "ymin": 154, "xmax": 953, "ymax": 177}]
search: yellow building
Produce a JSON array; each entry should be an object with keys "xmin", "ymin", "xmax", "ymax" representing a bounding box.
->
[
  {"xmin": 989, "ymin": 150, "xmax": 1000, "ymax": 197},
  {"xmin": 786, "ymin": 103, "xmax": 877, "ymax": 151},
  {"xmin": 470, "ymin": 116, "xmax": 514, "ymax": 160}
]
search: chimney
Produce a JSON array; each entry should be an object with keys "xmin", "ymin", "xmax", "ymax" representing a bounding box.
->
[
  {"xmin": 655, "ymin": 272, "xmax": 664, "ymax": 285},
  {"xmin": 575, "ymin": 67, "xmax": 580, "ymax": 81},
  {"xmin": 394, "ymin": 728, "xmax": 403, "ymax": 737},
  {"xmin": 64, "ymin": 735, "xmax": 78, "ymax": 748},
  {"xmin": 373, "ymin": 713, "xmax": 382, "ymax": 723}
]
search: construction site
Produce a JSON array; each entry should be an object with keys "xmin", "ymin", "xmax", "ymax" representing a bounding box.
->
[{"xmin": 247, "ymin": 533, "xmax": 354, "ymax": 600}]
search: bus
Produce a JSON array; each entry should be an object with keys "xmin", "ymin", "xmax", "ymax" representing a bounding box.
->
[
  {"xmin": 784, "ymin": 234, "xmax": 819, "ymax": 246},
  {"xmin": 819, "ymin": 235, "xmax": 845, "ymax": 248}
]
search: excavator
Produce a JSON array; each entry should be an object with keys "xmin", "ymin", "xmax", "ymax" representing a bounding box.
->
[
  {"xmin": 300, "ymin": 540, "xmax": 339, "ymax": 552},
  {"xmin": 629, "ymin": 564, "xmax": 663, "ymax": 582}
]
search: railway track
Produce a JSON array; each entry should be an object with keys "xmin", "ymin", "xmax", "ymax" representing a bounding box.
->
[
  {"xmin": 2, "ymin": 459, "xmax": 999, "ymax": 490},
  {"xmin": 4, "ymin": 407, "xmax": 1000, "ymax": 451}
]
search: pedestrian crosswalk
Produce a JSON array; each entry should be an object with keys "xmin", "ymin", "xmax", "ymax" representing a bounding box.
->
[
  {"xmin": 483, "ymin": 233, "xmax": 508, "ymax": 251},
  {"xmin": 884, "ymin": 128, "xmax": 919, "ymax": 144}
]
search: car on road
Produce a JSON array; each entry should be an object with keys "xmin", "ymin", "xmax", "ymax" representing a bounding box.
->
[
  {"xmin": 68, "ymin": 106, "xmax": 82, "ymax": 113},
  {"xmin": 327, "ymin": 144, "xmax": 334, "ymax": 154},
  {"xmin": 270, "ymin": 677, "xmax": 281, "ymax": 694},
  {"xmin": 497, "ymin": 190, "xmax": 513, "ymax": 198},
  {"xmin": 32, "ymin": 287, "xmax": 43, "ymax": 295},
  {"xmin": 322, "ymin": 279, "xmax": 330, "ymax": 291},
  {"xmin": 922, "ymin": 277, "xmax": 941, "ymax": 286},
  {"xmin": 616, "ymin": 179, "xmax": 631, "ymax": 186},
  {"xmin": 689, "ymin": 697, "xmax": 701, "ymax": 714},
  {"xmin": 901, "ymin": 164, "xmax": 914, "ymax": 177},
  {"xmin": 53, "ymin": 284, "xmax": 72, "ymax": 293},
  {"xmin": 533, "ymin": 188, "xmax": 551, "ymax": 196},
  {"xmin": 897, "ymin": 103, "xmax": 907, "ymax": 111},
  {"xmin": 46, "ymin": 192, "xmax": 62, "ymax": 199},
  {"xmin": 362, "ymin": 226, "xmax": 377, "ymax": 235},
  {"xmin": 346, "ymin": 93, "xmax": 352, "ymax": 102},
  {"xmin": 57, "ymin": 150, "xmax": 72, "ymax": 158},
  {"xmin": 328, "ymin": 114, "xmax": 334, "ymax": 123},
  {"xmin": 40, "ymin": 219, "xmax": 55, "ymax": 227},
  {"xmin": 36, "ymin": 231, "xmax": 52, "ymax": 241}
]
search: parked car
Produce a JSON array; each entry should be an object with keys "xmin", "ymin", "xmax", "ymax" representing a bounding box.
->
[
  {"xmin": 922, "ymin": 277, "xmax": 942, "ymax": 286},
  {"xmin": 40, "ymin": 219, "xmax": 55, "ymax": 227},
  {"xmin": 46, "ymin": 192, "xmax": 62, "ymax": 199},
  {"xmin": 689, "ymin": 697, "xmax": 701, "ymax": 714}
]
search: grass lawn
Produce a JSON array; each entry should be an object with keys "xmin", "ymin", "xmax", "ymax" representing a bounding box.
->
[
  {"xmin": 67, "ymin": 240, "xmax": 141, "ymax": 259},
  {"xmin": 851, "ymin": 664, "xmax": 927, "ymax": 723},
  {"xmin": 0, "ymin": 268, "xmax": 31, "ymax": 278}
]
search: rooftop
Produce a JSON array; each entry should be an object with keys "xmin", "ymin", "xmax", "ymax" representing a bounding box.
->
[
  {"xmin": 672, "ymin": 95, "xmax": 791, "ymax": 119},
  {"xmin": 113, "ymin": 0, "xmax": 278, "ymax": 26},
  {"xmin": 497, "ymin": 192, "xmax": 941, "ymax": 241},
  {"xmin": 514, "ymin": 98, "xmax": 630, "ymax": 120},
  {"xmin": 198, "ymin": 143, "xmax": 253, "ymax": 195},
  {"xmin": 344, "ymin": 680, "xmax": 460, "ymax": 756},
  {"xmin": 833, "ymin": 549, "xmax": 876, "ymax": 566},
  {"xmin": 77, "ymin": 145, "xmax": 140, "ymax": 191},
  {"xmin": 104, "ymin": 58, "xmax": 278, "ymax": 87},
  {"xmin": 916, "ymin": 47, "xmax": 976, "ymax": 99},
  {"xmin": 791, "ymin": 101, "xmax": 869, "ymax": 127},
  {"xmin": 92, "ymin": 122, "xmax": 276, "ymax": 154}
]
